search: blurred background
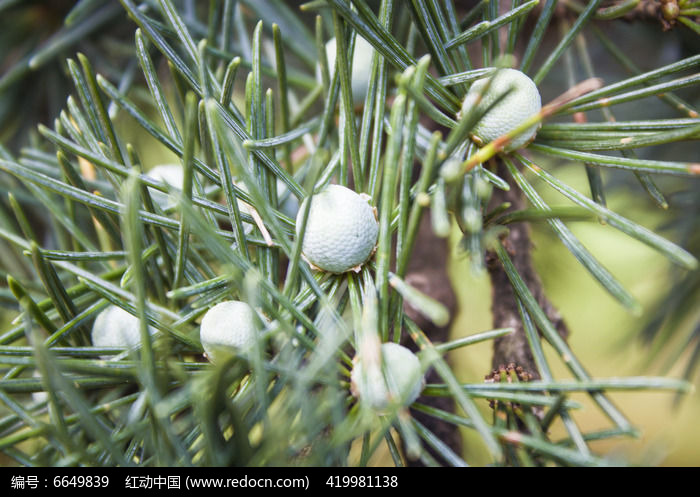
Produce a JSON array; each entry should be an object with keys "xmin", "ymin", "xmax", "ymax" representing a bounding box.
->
[{"xmin": 449, "ymin": 169, "xmax": 700, "ymax": 466}]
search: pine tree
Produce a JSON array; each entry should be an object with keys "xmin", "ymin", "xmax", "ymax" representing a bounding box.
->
[{"xmin": 0, "ymin": 0, "xmax": 698, "ymax": 467}]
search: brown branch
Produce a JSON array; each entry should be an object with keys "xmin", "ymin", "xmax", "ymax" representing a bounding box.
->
[{"xmin": 486, "ymin": 160, "xmax": 569, "ymax": 379}]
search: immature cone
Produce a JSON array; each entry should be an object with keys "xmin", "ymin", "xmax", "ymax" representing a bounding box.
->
[
  {"xmin": 276, "ymin": 179, "xmax": 299, "ymax": 219},
  {"xmin": 320, "ymin": 35, "xmax": 374, "ymax": 107},
  {"xmin": 146, "ymin": 164, "xmax": 184, "ymax": 208},
  {"xmin": 296, "ymin": 184, "xmax": 379, "ymax": 274},
  {"xmin": 351, "ymin": 342, "xmax": 424, "ymax": 412},
  {"xmin": 461, "ymin": 68, "xmax": 542, "ymax": 151},
  {"xmin": 91, "ymin": 305, "xmax": 156, "ymax": 350},
  {"xmin": 199, "ymin": 300, "xmax": 260, "ymax": 360}
]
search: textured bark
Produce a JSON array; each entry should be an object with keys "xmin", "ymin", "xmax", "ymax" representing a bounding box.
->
[{"xmin": 486, "ymin": 162, "xmax": 569, "ymax": 378}]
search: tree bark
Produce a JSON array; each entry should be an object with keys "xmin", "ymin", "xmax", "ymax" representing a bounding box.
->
[{"xmin": 487, "ymin": 162, "xmax": 569, "ymax": 378}]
